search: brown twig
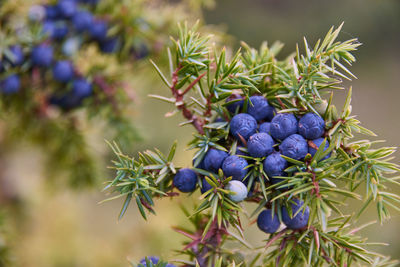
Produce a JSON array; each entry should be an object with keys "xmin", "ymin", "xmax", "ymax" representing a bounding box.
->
[{"xmin": 170, "ymin": 67, "xmax": 206, "ymax": 134}]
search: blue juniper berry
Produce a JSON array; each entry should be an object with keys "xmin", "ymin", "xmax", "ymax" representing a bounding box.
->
[
  {"xmin": 52, "ymin": 60, "xmax": 74, "ymax": 82},
  {"xmin": 99, "ymin": 38, "xmax": 119, "ymax": 54},
  {"xmin": 281, "ymin": 199, "xmax": 310, "ymax": 230},
  {"xmin": 1, "ymin": 74, "xmax": 20, "ymax": 94},
  {"xmin": 225, "ymin": 93, "xmax": 244, "ymax": 114},
  {"xmin": 263, "ymin": 152, "xmax": 288, "ymax": 178},
  {"xmin": 279, "ymin": 134, "xmax": 308, "ymax": 160},
  {"xmin": 247, "ymin": 95, "xmax": 275, "ymax": 121},
  {"xmin": 222, "ymin": 155, "xmax": 248, "ymax": 181},
  {"xmin": 202, "ymin": 149, "xmax": 228, "ymax": 173},
  {"xmin": 259, "ymin": 122, "xmax": 271, "ymax": 135},
  {"xmin": 57, "ymin": 0, "xmax": 77, "ymax": 18},
  {"xmin": 173, "ymin": 168, "xmax": 197, "ymax": 193},
  {"xmin": 72, "ymin": 10, "xmax": 93, "ymax": 32},
  {"xmin": 44, "ymin": 5, "xmax": 59, "ymax": 20},
  {"xmin": 298, "ymin": 112, "xmax": 325, "ymax": 139},
  {"xmin": 72, "ymin": 78, "xmax": 92, "ymax": 98},
  {"xmin": 230, "ymin": 113, "xmax": 257, "ymax": 140},
  {"xmin": 31, "ymin": 44, "xmax": 54, "ymax": 67},
  {"xmin": 247, "ymin": 132, "xmax": 274, "ymax": 158},
  {"xmin": 89, "ymin": 20, "xmax": 108, "ymax": 41},
  {"xmin": 257, "ymin": 209, "xmax": 281, "ymax": 234},
  {"xmin": 270, "ymin": 113, "xmax": 298, "ymax": 140}
]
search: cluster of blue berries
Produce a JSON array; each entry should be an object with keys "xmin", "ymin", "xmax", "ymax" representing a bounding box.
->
[
  {"xmin": 1, "ymin": 0, "xmax": 150, "ymax": 109},
  {"xmin": 174, "ymin": 94, "xmax": 331, "ymax": 233},
  {"xmin": 0, "ymin": 41, "xmax": 93, "ymax": 109},
  {"xmin": 139, "ymin": 256, "xmax": 176, "ymax": 267},
  {"xmin": 29, "ymin": 0, "xmax": 150, "ymax": 57}
]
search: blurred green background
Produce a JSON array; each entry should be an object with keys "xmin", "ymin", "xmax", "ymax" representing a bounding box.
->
[{"xmin": 2, "ymin": 0, "xmax": 400, "ymax": 266}]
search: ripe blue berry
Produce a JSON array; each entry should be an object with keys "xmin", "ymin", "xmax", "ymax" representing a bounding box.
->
[
  {"xmin": 200, "ymin": 178, "xmax": 213, "ymax": 194},
  {"xmin": 72, "ymin": 11, "xmax": 93, "ymax": 32},
  {"xmin": 52, "ymin": 22, "xmax": 69, "ymax": 40},
  {"xmin": 57, "ymin": 0, "xmax": 77, "ymax": 18},
  {"xmin": 203, "ymin": 149, "xmax": 228, "ymax": 173},
  {"xmin": 309, "ymin": 138, "xmax": 331, "ymax": 160},
  {"xmin": 270, "ymin": 113, "xmax": 298, "ymax": 140},
  {"xmin": 247, "ymin": 133, "xmax": 274, "ymax": 158},
  {"xmin": 230, "ymin": 113, "xmax": 257, "ymax": 140},
  {"xmin": 263, "ymin": 152, "xmax": 288, "ymax": 178},
  {"xmin": 222, "ymin": 155, "xmax": 248, "ymax": 181},
  {"xmin": 48, "ymin": 92, "xmax": 82, "ymax": 110},
  {"xmin": 53, "ymin": 61, "xmax": 74, "ymax": 82},
  {"xmin": 7, "ymin": 45, "xmax": 24, "ymax": 66},
  {"xmin": 257, "ymin": 209, "xmax": 280, "ymax": 234},
  {"xmin": 31, "ymin": 44, "xmax": 54, "ymax": 67},
  {"xmin": 1, "ymin": 74, "xmax": 20, "ymax": 94},
  {"xmin": 298, "ymin": 112, "xmax": 325, "ymax": 139},
  {"xmin": 280, "ymin": 134, "xmax": 308, "ymax": 160},
  {"xmin": 89, "ymin": 20, "xmax": 108, "ymax": 41},
  {"xmin": 281, "ymin": 199, "xmax": 310, "ymax": 230},
  {"xmin": 247, "ymin": 95, "xmax": 275, "ymax": 121},
  {"xmin": 259, "ymin": 122, "xmax": 271, "ymax": 135},
  {"xmin": 225, "ymin": 180, "xmax": 247, "ymax": 202},
  {"xmin": 44, "ymin": 5, "xmax": 59, "ymax": 20},
  {"xmin": 173, "ymin": 168, "xmax": 197, "ymax": 193},
  {"xmin": 140, "ymin": 256, "xmax": 159, "ymax": 266},
  {"xmin": 72, "ymin": 78, "xmax": 92, "ymax": 98},
  {"xmin": 100, "ymin": 38, "xmax": 119, "ymax": 54},
  {"xmin": 225, "ymin": 94, "xmax": 243, "ymax": 114}
]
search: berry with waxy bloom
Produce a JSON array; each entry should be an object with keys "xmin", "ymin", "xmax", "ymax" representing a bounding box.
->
[
  {"xmin": 279, "ymin": 134, "xmax": 308, "ymax": 160},
  {"xmin": 247, "ymin": 132, "xmax": 274, "ymax": 158},
  {"xmin": 89, "ymin": 20, "xmax": 108, "ymax": 41},
  {"xmin": 263, "ymin": 152, "xmax": 288, "ymax": 178},
  {"xmin": 298, "ymin": 112, "xmax": 325, "ymax": 139},
  {"xmin": 72, "ymin": 10, "xmax": 93, "ymax": 32},
  {"xmin": 230, "ymin": 113, "xmax": 257, "ymax": 140},
  {"xmin": 52, "ymin": 60, "xmax": 74, "ymax": 82},
  {"xmin": 72, "ymin": 78, "xmax": 92, "ymax": 98},
  {"xmin": 257, "ymin": 209, "xmax": 281, "ymax": 233},
  {"xmin": 173, "ymin": 168, "xmax": 197, "ymax": 193},
  {"xmin": 203, "ymin": 149, "xmax": 229, "ymax": 173},
  {"xmin": 1, "ymin": 74, "xmax": 20, "ymax": 94},
  {"xmin": 57, "ymin": 0, "xmax": 77, "ymax": 18},
  {"xmin": 222, "ymin": 155, "xmax": 249, "ymax": 181},
  {"xmin": 31, "ymin": 44, "xmax": 54, "ymax": 67},
  {"xmin": 270, "ymin": 113, "xmax": 298, "ymax": 140},
  {"xmin": 259, "ymin": 122, "xmax": 271, "ymax": 135},
  {"xmin": 226, "ymin": 180, "xmax": 248, "ymax": 202},
  {"xmin": 247, "ymin": 95, "xmax": 275, "ymax": 121},
  {"xmin": 225, "ymin": 93, "xmax": 243, "ymax": 113}
]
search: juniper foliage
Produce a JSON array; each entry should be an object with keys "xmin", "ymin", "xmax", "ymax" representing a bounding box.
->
[{"xmin": 106, "ymin": 23, "xmax": 400, "ymax": 266}]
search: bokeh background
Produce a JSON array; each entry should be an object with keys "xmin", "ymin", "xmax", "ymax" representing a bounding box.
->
[{"xmin": 1, "ymin": 0, "xmax": 400, "ymax": 266}]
